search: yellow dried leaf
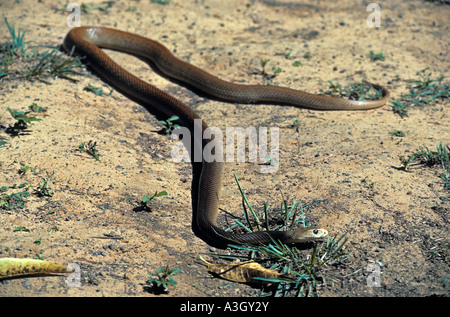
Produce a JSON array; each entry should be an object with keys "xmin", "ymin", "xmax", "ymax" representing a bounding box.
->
[
  {"xmin": 199, "ymin": 256, "xmax": 292, "ymax": 283},
  {"xmin": 0, "ymin": 258, "xmax": 74, "ymax": 278}
]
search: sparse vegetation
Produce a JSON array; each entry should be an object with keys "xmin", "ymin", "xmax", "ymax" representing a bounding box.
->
[
  {"xmin": 0, "ymin": 18, "xmax": 83, "ymax": 84},
  {"xmin": 5, "ymin": 106, "xmax": 42, "ymax": 136},
  {"xmin": 77, "ymin": 140, "xmax": 100, "ymax": 161},
  {"xmin": 0, "ymin": 190, "xmax": 31, "ymax": 210},
  {"xmin": 83, "ymin": 83, "xmax": 117, "ymax": 98},
  {"xmin": 390, "ymin": 68, "xmax": 449, "ymax": 117},
  {"xmin": 327, "ymin": 79, "xmax": 384, "ymax": 101},
  {"xmin": 151, "ymin": 0, "xmax": 172, "ymax": 4},
  {"xmin": 80, "ymin": 1, "xmax": 114, "ymax": 13},
  {"xmin": 205, "ymin": 174, "xmax": 349, "ymax": 297},
  {"xmin": 36, "ymin": 171, "xmax": 56, "ymax": 197},
  {"xmin": 399, "ymin": 141, "xmax": 450, "ymax": 189},
  {"xmin": 147, "ymin": 265, "xmax": 180, "ymax": 294}
]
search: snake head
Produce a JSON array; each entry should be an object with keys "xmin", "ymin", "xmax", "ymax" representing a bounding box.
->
[{"xmin": 285, "ymin": 227, "xmax": 328, "ymax": 244}]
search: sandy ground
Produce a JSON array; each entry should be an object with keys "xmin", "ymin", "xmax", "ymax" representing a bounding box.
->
[{"xmin": 0, "ymin": 0, "xmax": 448, "ymax": 297}]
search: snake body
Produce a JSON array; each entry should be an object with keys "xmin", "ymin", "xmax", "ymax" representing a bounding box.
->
[{"xmin": 64, "ymin": 26, "xmax": 390, "ymax": 248}]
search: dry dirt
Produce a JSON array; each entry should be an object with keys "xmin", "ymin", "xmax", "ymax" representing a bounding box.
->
[{"xmin": 0, "ymin": 0, "xmax": 448, "ymax": 297}]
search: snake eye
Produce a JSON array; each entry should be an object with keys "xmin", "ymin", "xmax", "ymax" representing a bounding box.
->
[{"xmin": 313, "ymin": 229, "xmax": 319, "ymax": 235}]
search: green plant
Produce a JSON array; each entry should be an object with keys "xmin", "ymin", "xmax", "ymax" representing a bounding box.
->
[
  {"xmin": 1, "ymin": 18, "xmax": 27, "ymax": 58},
  {"xmin": 389, "ymin": 130, "xmax": 405, "ymax": 137},
  {"xmin": 83, "ymin": 83, "xmax": 117, "ymax": 98},
  {"xmin": 1, "ymin": 18, "xmax": 83, "ymax": 83},
  {"xmin": 159, "ymin": 115, "xmax": 180, "ymax": 135},
  {"xmin": 399, "ymin": 141, "xmax": 450, "ymax": 189},
  {"xmin": 25, "ymin": 48, "xmax": 82, "ymax": 84},
  {"xmin": 80, "ymin": 1, "xmax": 114, "ymax": 13},
  {"xmin": 0, "ymin": 190, "xmax": 31, "ymax": 210},
  {"xmin": 390, "ymin": 68, "xmax": 449, "ymax": 116},
  {"xmin": 327, "ymin": 79, "xmax": 384, "ymax": 101},
  {"xmin": 369, "ymin": 50, "xmax": 385, "ymax": 61},
  {"xmin": 140, "ymin": 191, "xmax": 168, "ymax": 210},
  {"xmin": 5, "ymin": 107, "xmax": 42, "ymax": 136},
  {"xmin": 77, "ymin": 140, "xmax": 100, "ymax": 161},
  {"xmin": 151, "ymin": 0, "xmax": 172, "ymax": 4},
  {"xmin": 36, "ymin": 171, "xmax": 55, "ymax": 197},
  {"xmin": 147, "ymin": 265, "xmax": 180, "ymax": 293},
  {"xmin": 35, "ymin": 254, "xmax": 44, "ymax": 260},
  {"xmin": 260, "ymin": 58, "xmax": 282, "ymax": 78},
  {"xmin": 19, "ymin": 165, "xmax": 36, "ymax": 175},
  {"xmin": 390, "ymin": 99, "xmax": 408, "ymax": 117},
  {"xmin": 13, "ymin": 226, "xmax": 30, "ymax": 232}
]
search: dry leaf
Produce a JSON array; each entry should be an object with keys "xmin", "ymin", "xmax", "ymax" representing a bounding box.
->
[
  {"xmin": 0, "ymin": 257, "xmax": 74, "ymax": 278},
  {"xmin": 199, "ymin": 255, "xmax": 293, "ymax": 283}
]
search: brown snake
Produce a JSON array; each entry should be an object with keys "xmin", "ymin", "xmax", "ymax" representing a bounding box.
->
[{"xmin": 63, "ymin": 26, "xmax": 390, "ymax": 249}]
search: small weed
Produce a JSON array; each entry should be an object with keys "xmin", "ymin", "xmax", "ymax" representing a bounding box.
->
[
  {"xmin": 361, "ymin": 177, "xmax": 375, "ymax": 189},
  {"xmin": 389, "ymin": 130, "xmax": 405, "ymax": 137},
  {"xmin": 272, "ymin": 65, "xmax": 282, "ymax": 75},
  {"xmin": 34, "ymin": 254, "xmax": 44, "ymax": 260},
  {"xmin": 284, "ymin": 49, "xmax": 295, "ymax": 60},
  {"xmin": 5, "ymin": 107, "xmax": 42, "ymax": 136},
  {"xmin": 36, "ymin": 171, "xmax": 55, "ymax": 197},
  {"xmin": 80, "ymin": 1, "xmax": 114, "ymax": 13},
  {"xmin": 159, "ymin": 115, "xmax": 180, "ymax": 135},
  {"xmin": 260, "ymin": 58, "xmax": 270, "ymax": 74},
  {"xmin": 369, "ymin": 50, "xmax": 385, "ymax": 61},
  {"xmin": 151, "ymin": 0, "xmax": 172, "ymax": 4},
  {"xmin": 327, "ymin": 79, "xmax": 384, "ymax": 101},
  {"xmin": 0, "ymin": 190, "xmax": 31, "ymax": 210},
  {"xmin": 390, "ymin": 68, "xmax": 449, "ymax": 116},
  {"xmin": 147, "ymin": 265, "xmax": 180, "ymax": 294},
  {"xmin": 259, "ymin": 58, "xmax": 282, "ymax": 79},
  {"xmin": 28, "ymin": 102, "xmax": 45, "ymax": 113},
  {"xmin": 19, "ymin": 165, "xmax": 36, "ymax": 176},
  {"xmin": 1, "ymin": 18, "xmax": 83, "ymax": 84},
  {"xmin": 0, "ymin": 18, "xmax": 27, "ymax": 58},
  {"xmin": 13, "ymin": 226, "xmax": 30, "ymax": 232},
  {"xmin": 415, "ymin": 141, "xmax": 449, "ymax": 167},
  {"xmin": 139, "ymin": 190, "xmax": 168, "ymax": 211},
  {"xmin": 399, "ymin": 154, "xmax": 416, "ymax": 171},
  {"xmin": 77, "ymin": 140, "xmax": 100, "ymax": 161},
  {"xmin": 24, "ymin": 48, "xmax": 82, "ymax": 84},
  {"xmin": 83, "ymin": 83, "xmax": 117, "ymax": 98},
  {"xmin": 399, "ymin": 141, "xmax": 450, "ymax": 189},
  {"xmin": 390, "ymin": 99, "xmax": 408, "ymax": 117}
]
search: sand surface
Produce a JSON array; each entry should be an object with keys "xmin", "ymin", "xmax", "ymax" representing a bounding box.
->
[{"xmin": 0, "ymin": 0, "xmax": 448, "ymax": 297}]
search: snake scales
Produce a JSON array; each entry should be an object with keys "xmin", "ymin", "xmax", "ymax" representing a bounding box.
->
[{"xmin": 63, "ymin": 26, "xmax": 390, "ymax": 248}]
